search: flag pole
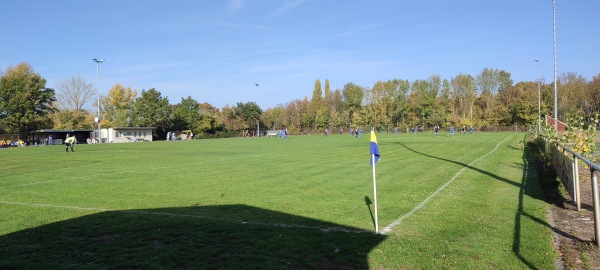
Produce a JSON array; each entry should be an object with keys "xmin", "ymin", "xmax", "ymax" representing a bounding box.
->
[{"xmin": 372, "ymin": 153, "xmax": 379, "ymax": 233}]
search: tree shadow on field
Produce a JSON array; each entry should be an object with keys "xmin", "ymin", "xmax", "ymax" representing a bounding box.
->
[
  {"xmin": 397, "ymin": 139, "xmax": 564, "ymax": 268},
  {"xmin": 0, "ymin": 205, "xmax": 386, "ymax": 269}
]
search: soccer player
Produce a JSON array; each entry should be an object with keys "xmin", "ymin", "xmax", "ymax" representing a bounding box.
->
[{"xmin": 64, "ymin": 134, "xmax": 76, "ymax": 152}]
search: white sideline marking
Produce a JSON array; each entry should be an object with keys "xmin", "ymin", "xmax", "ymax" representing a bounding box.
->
[
  {"xmin": 381, "ymin": 135, "xmax": 513, "ymax": 234},
  {"xmin": 0, "ymin": 201, "xmax": 110, "ymax": 212},
  {"xmin": 10, "ymin": 180, "xmax": 61, "ymax": 187},
  {"xmin": 0, "ymin": 201, "xmax": 365, "ymax": 234}
]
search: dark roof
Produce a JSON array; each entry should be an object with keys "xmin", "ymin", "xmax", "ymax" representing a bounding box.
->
[
  {"xmin": 112, "ymin": 127, "xmax": 156, "ymax": 130},
  {"xmin": 31, "ymin": 129, "xmax": 94, "ymax": 133}
]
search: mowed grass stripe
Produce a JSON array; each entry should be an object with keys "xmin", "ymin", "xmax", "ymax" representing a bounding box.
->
[
  {"xmin": 1, "ymin": 133, "xmax": 516, "ymax": 226},
  {"xmin": 0, "ymin": 132, "xmax": 557, "ymax": 269},
  {"xmin": 368, "ymin": 133, "xmax": 556, "ymax": 269},
  {"xmin": 381, "ymin": 134, "xmax": 514, "ymax": 233}
]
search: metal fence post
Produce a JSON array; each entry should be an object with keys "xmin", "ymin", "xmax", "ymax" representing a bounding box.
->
[
  {"xmin": 592, "ymin": 169, "xmax": 600, "ymax": 247},
  {"xmin": 573, "ymin": 155, "xmax": 580, "ymax": 211}
]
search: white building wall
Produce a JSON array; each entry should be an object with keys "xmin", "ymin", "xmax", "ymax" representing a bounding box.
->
[{"xmin": 100, "ymin": 128, "xmax": 154, "ymax": 143}]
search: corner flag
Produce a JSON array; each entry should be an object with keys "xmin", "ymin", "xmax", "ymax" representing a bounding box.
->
[
  {"xmin": 370, "ymin": 130, "xmax": 380, "ymax": 233},
  {"xmin": 370, "ymin": 130, "xmax": 380, "ymax": 166}
]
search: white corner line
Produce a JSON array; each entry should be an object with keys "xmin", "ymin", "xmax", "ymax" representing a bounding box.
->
[{"xmin": 381, "ymin": 135, "xmax": 513, "ymax": 234}]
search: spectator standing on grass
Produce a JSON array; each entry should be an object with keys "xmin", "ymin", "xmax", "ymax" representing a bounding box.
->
[
  {"xmin": 469, "ymin": 126, "xmax": 473, "ymax": 134},
  {"xmin": 48, "ymin": 135, "xmax": 53, "ymax": 145},
  {"xmin": 434, "ymin": 125, "xmax": 440, "ymax": 137},
  {"xmin": 64, "ymin": 134, "xmax": 76, "ymax": 152},
  {"xmin": 166, "ymin": 132, "xmax": 171, "ymax": 141},
  {"xmin": 449, "ymin": 127, "xmax": 455, "ymax": 137}
]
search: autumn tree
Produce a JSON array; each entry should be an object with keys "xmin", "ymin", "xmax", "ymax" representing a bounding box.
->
[
  {"xmin": 364, "ymin": 81, "xmax": 390, "ymax": 128},
  {"xmin": 587, "ymin": 73, "xmax": 600, "ymax": 117},
  {"xmin": 196, "ymin": 102, "xmax": 223, "ymax": 136},
  {"xmin": 261, "ymin": 107, "xmax": 283, "ymax": 130},
  {"xmin": 306, "ymin": 79, "xmax": 323, "ymax": 129},
  {"xmin": 390, "ymin": 79, "xmax": 410, "ymax": 127},
  {"xmin": 0, "ymin": 63, "xmax": 55, "ymax": 138},
  {"xmin": 220, "ymin": 105, "xmax": 246, "ymax": 133},
  {"xmin": 450, "ymin": 73, "xmax": 477, "ymax": 124},
  {"xmin": 323, "ymin": 79, "xmax": 333, "ymax": 128},
  {"xmin": 281, "ymin": 98, "xmax": 309, "ymax": 133},
  {"xmin": 342, "ymin": 82, "xmax": 363, "ymax": 127},
  {"xmin": 558, "ymin": 72, "xmax": 587, "ymax": 119},
  {"xmin": 49, "ymin": 109, "xmax": 95, "ymax": 129},
  {"xmin": 50, "ymin": 75, "xmax": 96, "ymax": 130},
  {"xmin": 497, "ymin": 82, "xmax": 538, "ymax": 127},
  {"xmin": 101, "ymin": 84, "xmax": 137, "ymax": 127}
]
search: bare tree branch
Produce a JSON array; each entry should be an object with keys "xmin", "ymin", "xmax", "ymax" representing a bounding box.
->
[{"xmin": 56, "ymin": 75, "xmax": 95, "ymax": 111}]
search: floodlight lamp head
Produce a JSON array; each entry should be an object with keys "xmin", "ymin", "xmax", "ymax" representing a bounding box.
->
[{"xmin": 93, "ymin": 58, "xmax": 105, "ymax": 63}]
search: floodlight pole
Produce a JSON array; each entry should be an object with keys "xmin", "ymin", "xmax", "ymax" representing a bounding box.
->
[
  {"xmin": 553, "ymin": 0, "xmax": 558, "ymax": 136},
  {"xmin": 93, "ymin": 58, "xmax": 105, "ymax": 143},
  {"xmin": 535, "ymin": 59, "xmax": 541, "ymax": 132}
]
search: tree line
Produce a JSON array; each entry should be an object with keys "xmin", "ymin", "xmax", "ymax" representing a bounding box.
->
[{"xmin": 1, "ymin": 62, "xmax": 599, "ymax": 140}]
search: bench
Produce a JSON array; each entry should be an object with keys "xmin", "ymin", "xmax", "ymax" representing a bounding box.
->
[{"xmin": 266, "ymin": 130, "xmax": 279, "ymax": 137}]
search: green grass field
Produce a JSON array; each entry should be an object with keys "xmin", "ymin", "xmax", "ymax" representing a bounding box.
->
[{"xmin": 0, "ymin": 132, "xmax": 557, "ymax": 269}]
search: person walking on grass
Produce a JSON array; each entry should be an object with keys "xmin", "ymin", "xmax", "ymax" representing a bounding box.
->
[{"xmin": 64, "ymin": 134, "xmax": 76, "ymax": 152}]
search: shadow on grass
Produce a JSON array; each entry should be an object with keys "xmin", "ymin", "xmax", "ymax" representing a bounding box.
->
[
  {"xmin": 364, "ymin": 196, "xmax": 376, "ymax": 230},
  {"xmin": 394, "ymin": 141, "xmax": 521, "ymax": 188},
  {"xmin": 397, "ymin": 138, "xmax": 563, "ymax": 268},
  {"xmin": 0, "ymin": 205, "xmax": 386, "ymax": 269},
  {"xmin": 513, "ymin": 139, "xmax": 553, "ymax": 269}
]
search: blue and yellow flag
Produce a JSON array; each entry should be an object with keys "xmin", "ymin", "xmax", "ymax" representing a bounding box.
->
[{"xmin": 370, "ymin": 130, "xmax": 380, "ymax": 166}]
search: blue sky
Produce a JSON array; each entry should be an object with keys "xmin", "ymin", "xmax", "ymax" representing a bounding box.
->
[{"xmin": 2, "ymin": 0, "xmax": 599, "ymax": 109}]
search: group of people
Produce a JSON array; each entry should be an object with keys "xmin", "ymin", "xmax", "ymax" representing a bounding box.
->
[
  {"xmin": 351, "ymin": 127, "xmax": 363, "ymax": 138},
  {"xmin": 0, "ymin": 140, "xmax": 15, "ymax": 148},
  {"xmin": 448, "ymin": 126, "xmax": 474, "ymax": 137},
  {"xmin": 44, "ymin": 135, "xmax": 53, "ymax": 145},
  {"xmin": 279, "ymin": 128, "xmax": 289, "ymax": 139},
  {"xmin": 166, "ymin": 132, "xmax": 179, "ymax": 141}
]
